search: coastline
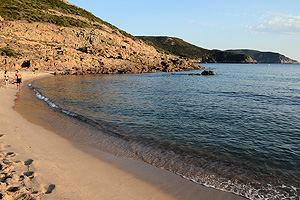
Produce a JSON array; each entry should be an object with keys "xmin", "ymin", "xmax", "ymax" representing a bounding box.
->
[{"xmin": 0, "ymin": 71, "xmax": 247, "ymax": 199}]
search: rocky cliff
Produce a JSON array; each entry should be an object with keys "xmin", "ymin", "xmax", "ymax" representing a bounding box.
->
[{"xmin": 0, "ymin": 0, "xmax": 203, "ymax": 74}]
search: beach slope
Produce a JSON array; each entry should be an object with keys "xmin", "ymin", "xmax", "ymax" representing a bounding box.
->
[{"xmin": 0, "ymin": 71, "xmax": 246, "ymax": 200}]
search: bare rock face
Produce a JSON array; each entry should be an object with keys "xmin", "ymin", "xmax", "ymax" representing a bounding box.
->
[
  {"xmin": 0, "ymin": 42, "xmax": 7, "ymax": 48},
  {"xmin": 0, "ymin": 21, "xmax": 204, "ymax": 74}
]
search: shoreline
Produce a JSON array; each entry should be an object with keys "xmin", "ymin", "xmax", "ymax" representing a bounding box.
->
[{"xmin": 0, "ymin": 71, "xmax": 247, "ymax": 199}]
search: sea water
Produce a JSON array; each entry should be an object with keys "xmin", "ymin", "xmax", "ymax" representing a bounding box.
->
[{"xmin": 27, "ymin": 64, "xmax": 300, "ymax": 199}]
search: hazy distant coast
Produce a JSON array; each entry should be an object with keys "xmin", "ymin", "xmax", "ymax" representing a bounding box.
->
[{"xmin": 138, "ymin": 36, "xmax": 299, "ymax": 64}]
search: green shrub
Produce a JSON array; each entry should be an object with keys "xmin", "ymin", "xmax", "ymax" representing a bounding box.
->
[
  {"xmin": 0, "ymin": 47, "xmax": 20, "ymax": 57},
  {"xmin": 0, "ymin": 0, "xmax": 134, "ymax": 38}
]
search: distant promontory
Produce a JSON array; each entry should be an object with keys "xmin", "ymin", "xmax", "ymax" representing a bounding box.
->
[
  {"xmin": 137, "ymin": 36, "xmax": 299, "ymax": 64},
  {"xmin": 225, "ymin": 49, "xmax": 299, "ymax": 64}
]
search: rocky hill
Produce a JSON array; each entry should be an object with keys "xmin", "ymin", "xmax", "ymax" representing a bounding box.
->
[
  {"xmin": 138, "ymin": 36, "xmax": 298, "ymax": 64},
  {"xmin": 0, "ymin": 0, "xmax": 203, "ymax": 74},
  {"xmin": 137, "ymin": 36, "xmax": 257, "ymax": 63},
  {"xmin": 225, "ymin": 49, "xmax": 299, "ymax": 64}
]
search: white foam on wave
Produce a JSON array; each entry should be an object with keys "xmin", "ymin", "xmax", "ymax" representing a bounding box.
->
[
  {"xmin": 31, "ymin": 86, "xmax": 78, "ymax": 117},
  {"xmin": 33, "ymin": 89, "xmax": 59, "ymax": 109},
  {"xmin": 62, "ymin": 109, "xmax": 77, "ymax": 117}
]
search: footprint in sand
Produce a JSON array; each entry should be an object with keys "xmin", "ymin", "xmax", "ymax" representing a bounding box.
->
[
  {"xmin": 45, "ymin": 184, "xmax": 55, "ymax": 194},
  {"xmin": 24, "ymin": 159, "xmax": 34, "ymax": 171},
  {"xmin": 5, "ymin": 152, "xmax": 16, "ymax": 158},
  {"xmin": 23, "ymin": 171, "xmax": 35, "ymax": 180},
  {"xmin": 24, "ymin": 159, "xmax": 33, "ymax": 166},
  {"xmin": 6, "ymin": 186, "xmax": 19, "ymax": 193},
  {"xmin": 18, "ymin": 175, "xmax": 25, "ymax": 181},
  {"xmin": 1, "ymin": 173, "xmax": 13, "ymax": 183}
]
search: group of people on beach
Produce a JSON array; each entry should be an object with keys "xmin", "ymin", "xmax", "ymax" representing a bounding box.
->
[{"xmin": 3, "ymin": 70, "xmax": 22, "ymax": 90}]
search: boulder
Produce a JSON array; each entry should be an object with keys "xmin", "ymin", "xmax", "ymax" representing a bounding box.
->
[{"xmin": 201, "ymin": 70, "xmax": 216, "ymax": 75}]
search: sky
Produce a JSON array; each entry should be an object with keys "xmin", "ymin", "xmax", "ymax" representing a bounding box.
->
[{"xmin": 67, "ymin": 0, "xmax": 300, "ymax": 62}]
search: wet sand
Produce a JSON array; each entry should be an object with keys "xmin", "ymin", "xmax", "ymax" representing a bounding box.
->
[{"xmin": 0, "ymin": 70, "xmax": 247, "ymax": 199}]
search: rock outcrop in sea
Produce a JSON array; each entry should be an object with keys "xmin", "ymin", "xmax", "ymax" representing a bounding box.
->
[{"xmin": 188, "ymin": 70, "xmax": 216, "ymax": 76}]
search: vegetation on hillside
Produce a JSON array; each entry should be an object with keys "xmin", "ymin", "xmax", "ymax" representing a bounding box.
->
[
  {"xmin": 0, "ymin": 47, "xmax": 20, "ymax": 57},
  {"xmin": 137, "ymin": 36, "xmax": 211, "ymax": 59},
  {"xmin": 0, "ymin": 0, "xmax": 133, "ymax": 38},
  {"xmin": 137, "ymin": 36, "xmax": 252, "ymax": 63}
]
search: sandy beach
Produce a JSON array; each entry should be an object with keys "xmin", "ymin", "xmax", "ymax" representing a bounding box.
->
[{"xmin": 0, "ymin": 71, "xmax": 247, "ymax": 200}]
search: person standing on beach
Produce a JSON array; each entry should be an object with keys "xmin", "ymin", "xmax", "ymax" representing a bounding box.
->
[
  {"xmin": 15, "ymin": 70, "xmax": 22, "ymax": 90},
  {"xmin": 3, "ymin": 71, "xmax": 9, "ymax": 89}
]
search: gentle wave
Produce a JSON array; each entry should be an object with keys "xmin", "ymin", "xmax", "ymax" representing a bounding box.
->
[
  {"xmin": 28, "ymin": 84, "xmax": 131, "ymax": 141},
  {"xmin": 28, "ymin": 84, "xmax": 77, "ymax": 117}
]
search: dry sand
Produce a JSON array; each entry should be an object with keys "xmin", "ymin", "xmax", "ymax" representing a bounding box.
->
[{"xmin": 0, "ymin": 71, "xmax": 247, "ymax": 200}]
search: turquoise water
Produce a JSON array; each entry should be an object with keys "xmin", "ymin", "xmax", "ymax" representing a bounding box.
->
[{"xmin": 30, "ymin": 64, "xmax": 300, "ymax": 199}]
